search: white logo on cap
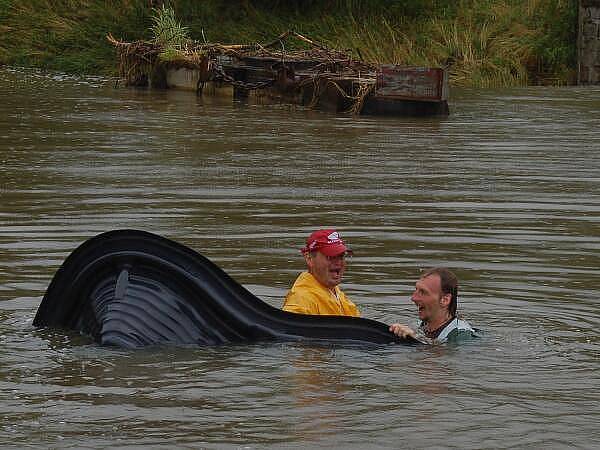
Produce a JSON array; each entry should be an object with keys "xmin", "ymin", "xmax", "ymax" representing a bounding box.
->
[{"xmin": 327, "ymin": 231, "xmax": 340, "ymax": 243}]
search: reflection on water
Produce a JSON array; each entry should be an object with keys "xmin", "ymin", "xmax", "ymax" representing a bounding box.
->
[{"xmin": 1, "ymin": 67, "xmax": 599, "ymax": 447}]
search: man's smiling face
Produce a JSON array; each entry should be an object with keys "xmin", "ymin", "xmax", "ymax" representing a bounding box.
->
[
  {"xmin": 411, "ymin": 273, "xmax": 446, "ymax": 324},
  {"xmin": 305, "ymin": 251, "xmax": 346, "ymax": 289}
]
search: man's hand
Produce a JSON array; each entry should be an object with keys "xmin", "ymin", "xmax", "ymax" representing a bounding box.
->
[{"xmin": 389, "ymin": 323, "xmax": 416, "ymax": 339}]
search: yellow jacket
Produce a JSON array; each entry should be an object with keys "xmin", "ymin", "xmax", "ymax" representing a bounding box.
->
[{"xmin": 282, "ymin": 271, "xmax": 360, "ymax": 317}]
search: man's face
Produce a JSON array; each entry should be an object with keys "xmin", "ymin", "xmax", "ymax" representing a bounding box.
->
[
  {"xmin": 305, "ymin": 251, "xmax": 346, "ymax": 289},
  {"xmin": 411, "ymin": 274, "xmax": 448, "ymax": 324}
]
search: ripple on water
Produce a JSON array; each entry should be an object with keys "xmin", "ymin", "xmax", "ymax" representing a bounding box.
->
[{"xmin": 1, "ymin": 68, "xmax": 599, "ymax": 447}]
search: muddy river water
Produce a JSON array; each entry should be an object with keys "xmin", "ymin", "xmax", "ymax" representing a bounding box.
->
[{"xmin": 1, "ymin": 67, "xmax": 599, "ymax": 448}]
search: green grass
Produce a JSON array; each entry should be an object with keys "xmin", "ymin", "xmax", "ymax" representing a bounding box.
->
[
  {"xmin": 0, "ymin": 0, "xmax": 578, "ymax": 86},
  {"xmin": 0, "ymin": 0, "xmax": 152, "ymax": 73}
]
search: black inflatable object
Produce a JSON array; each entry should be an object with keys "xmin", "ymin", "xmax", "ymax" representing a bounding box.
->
[{"xmin": 33, "ymin": 230, "xmax": 416, "ymax": 348}]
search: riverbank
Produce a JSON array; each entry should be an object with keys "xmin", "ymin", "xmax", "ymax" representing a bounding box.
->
[{"xmin": 0, "ymin": 0, "xmax": 578, "ymax": 87}]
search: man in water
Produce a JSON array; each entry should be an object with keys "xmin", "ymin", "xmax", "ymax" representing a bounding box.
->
[
  {"xmin": 282, "ymin": 229, "xmax": 360, "ymax": 316},
  {"xmin": 389, "ymin": 267, "xmax": 476, "ymax": 343}
]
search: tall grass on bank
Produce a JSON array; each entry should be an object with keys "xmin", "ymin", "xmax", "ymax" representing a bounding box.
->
[
  {"xmin": 0, "ymin": 0, "xmax": 578, "ymax": 86},
  {"xmin": 281, "ymin": 0, "xmax": 576, "ymax": 86},
  {"xmin": 0, "ymin": 0, "xmax": 152, "ymax": 73}
]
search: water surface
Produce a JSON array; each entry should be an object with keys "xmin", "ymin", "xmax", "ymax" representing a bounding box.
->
[{"xmin": 1, "ymin": 67, "xmax": 599, "ymax": 448}]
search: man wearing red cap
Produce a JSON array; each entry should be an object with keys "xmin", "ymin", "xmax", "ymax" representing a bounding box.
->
[{"xmin": 282, "ymin": 229, "xmax": 360, "ymax": 316}]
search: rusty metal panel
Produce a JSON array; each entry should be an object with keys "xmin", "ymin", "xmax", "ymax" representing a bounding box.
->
[{"xmin": 376, "ymin": 66, "xmax": 447, "ymax": 101}]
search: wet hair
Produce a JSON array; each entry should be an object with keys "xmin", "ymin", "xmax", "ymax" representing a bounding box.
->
[{"xmin": 421, "ymin": 267, "xmax": 458, "ymax": 317}]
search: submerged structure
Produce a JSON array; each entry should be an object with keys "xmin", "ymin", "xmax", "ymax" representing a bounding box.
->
[
  {"xmin": 33, "ymin": 230, "xmax": 416, "ymax": 348},
  {"xmin": 108, "ymin": 31, "xmax": 449, "ymax": 116}
]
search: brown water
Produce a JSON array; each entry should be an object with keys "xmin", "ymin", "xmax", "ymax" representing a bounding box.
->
[{"xmin": 1, "ymin": 66, "xmax": 599, "ymax": 448}]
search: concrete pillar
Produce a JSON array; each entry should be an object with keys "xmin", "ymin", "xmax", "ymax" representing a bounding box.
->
[{"xmin": 578, "ymin": 0, "xmax": 600, "ymax": 84}]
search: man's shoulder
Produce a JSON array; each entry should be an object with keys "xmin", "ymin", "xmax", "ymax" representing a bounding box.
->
[
  {"xmin": 291, "ymin": 272, "xmax": 322, "ymax": 291},
  {"xmin": 286, "ymin": 272, "xmax": 321, "ymax": 301},
  {"xmin": 455, "ymin": 318, "xmax": 475, "ymax": 330},
  {"xmin": 440, "ymin": 318, "xmax": 480, "ymax": 342},
  {"xmin": 283, "ymin": 273, "xmax": 323, "ymax": 314}
]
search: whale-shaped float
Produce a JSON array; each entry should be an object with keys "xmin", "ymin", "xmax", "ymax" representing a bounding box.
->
[{"xmin": 33, "ymin": 230, "xmax": 416, "ymax": 348}]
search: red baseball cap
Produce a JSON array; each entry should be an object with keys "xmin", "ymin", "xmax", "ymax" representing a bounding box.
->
[{"xmin": 301, "ymin": 229, "xmax": 353, "ymax": 257}]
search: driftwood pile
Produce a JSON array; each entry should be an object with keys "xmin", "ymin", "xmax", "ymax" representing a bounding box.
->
[{"xmin": 107, "ymin": 31, "xmax": 378, "ymax": 113}]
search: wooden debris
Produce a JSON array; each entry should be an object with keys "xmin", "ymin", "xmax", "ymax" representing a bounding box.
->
[{"xmin": 107, "ymin": 31, "xmax": 449, "ymax": 116}]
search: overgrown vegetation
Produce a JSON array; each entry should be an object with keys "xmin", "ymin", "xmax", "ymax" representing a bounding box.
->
[
  {"xmin": 150, "ymin": 4, "xmax": 190, "ymax": 60},
  {"xmin": 0, "ymin": 0, "xmax": 578, "ymax": 86}
]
